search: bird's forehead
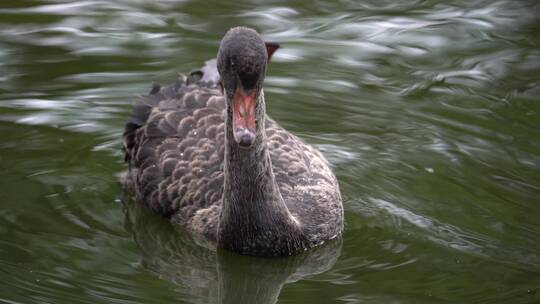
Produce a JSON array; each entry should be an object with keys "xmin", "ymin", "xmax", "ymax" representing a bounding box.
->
[{"xmin": 235, "ymin": 54, "xmax": 264, "ymax": 69}]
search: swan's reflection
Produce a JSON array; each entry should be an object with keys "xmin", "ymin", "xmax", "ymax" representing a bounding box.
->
[{"xmin": 122, "ymin": 195, "xmax": 342, "ymax": 304}]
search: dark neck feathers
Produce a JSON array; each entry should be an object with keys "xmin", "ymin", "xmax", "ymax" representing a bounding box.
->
[{"xmin": 218, "ymin": 92, "xmax": 309, "ymax": 256}]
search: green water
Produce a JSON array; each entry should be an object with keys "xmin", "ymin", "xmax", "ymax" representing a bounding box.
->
[{"xmin": 1, "ymin": 1, "xmax": 539, "ymax": 303}]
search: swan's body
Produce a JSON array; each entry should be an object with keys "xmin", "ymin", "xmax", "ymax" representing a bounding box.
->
[{"xmin": 123, "ymin": 27, "xmax": 343, "ymax": 256}]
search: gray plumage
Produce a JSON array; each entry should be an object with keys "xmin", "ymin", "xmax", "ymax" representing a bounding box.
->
[{"xmin": 123, "ymin": 27, "xmax": 343, "ymax": 256}]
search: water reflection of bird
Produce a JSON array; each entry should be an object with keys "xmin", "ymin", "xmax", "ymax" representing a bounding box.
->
[
  {"xmin": 123, "ymin": 196, "xmax": 342, "ymax": 304},
  {"xmin": 122, "ymin": 27, "xmax": 343, "ymax": 257}
]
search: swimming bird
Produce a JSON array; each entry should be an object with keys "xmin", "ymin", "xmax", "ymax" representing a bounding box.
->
[{"xmin": 123, "ymin": 27, "xmax": 343, "ymax": 257}]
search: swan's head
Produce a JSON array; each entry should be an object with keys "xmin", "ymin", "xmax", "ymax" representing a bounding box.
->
[{"xmin": 217, "ymin": 27, "xmax": 279, "ymax": 148}]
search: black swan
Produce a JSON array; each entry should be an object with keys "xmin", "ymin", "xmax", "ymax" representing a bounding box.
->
[{"xmin": 123, "ymin": 27, "xmax": 343, "ymax": 256}]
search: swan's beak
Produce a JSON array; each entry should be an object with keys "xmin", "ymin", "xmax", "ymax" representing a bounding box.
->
[{"xmin": 232, "ymin": 87, "xmax": 257, "ymax": 148}]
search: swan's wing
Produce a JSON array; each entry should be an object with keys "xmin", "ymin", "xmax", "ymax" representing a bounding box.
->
[
  {"xmin": 266, "ymin": 119, "xmax": 343, "ymax": 241},
  {"xmin": 123, "ymin": 77, "xmax": 226, "ymax": 238},
  {"xmin": 200, "ymin": 59, "xmax": 220, "ymax": 84}
]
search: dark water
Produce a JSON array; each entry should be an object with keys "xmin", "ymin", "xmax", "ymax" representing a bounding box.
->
[{"xmin": 1, "ymin": 1, "xmax": 539, "ymax": 303}]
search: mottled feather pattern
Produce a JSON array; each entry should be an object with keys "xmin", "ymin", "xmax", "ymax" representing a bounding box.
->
[{"xmin": 123, "ymin": 72, "xmax": 342, "ymax": 243}]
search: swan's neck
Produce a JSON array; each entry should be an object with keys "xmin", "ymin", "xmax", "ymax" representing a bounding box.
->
[{"xmin": 218, "ymin": 92, "xmax": 308, "ymax": 256}]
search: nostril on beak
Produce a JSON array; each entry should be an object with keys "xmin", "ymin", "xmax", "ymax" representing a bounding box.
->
[{"xmin": 239, "ymin": 104, "xmax": 246, "ymax": 117}]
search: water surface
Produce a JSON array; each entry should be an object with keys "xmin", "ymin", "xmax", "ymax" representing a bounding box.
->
[{"xmin": 1, "ymin": 0, "xmax": 539, "ymax": 303}]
